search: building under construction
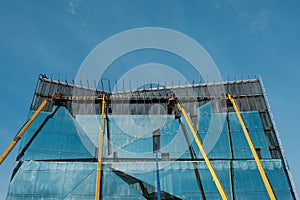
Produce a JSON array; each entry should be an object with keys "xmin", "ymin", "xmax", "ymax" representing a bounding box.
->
[{"xmin": 1, "ymin": 75, "xmax": 298, "ymax": 199}]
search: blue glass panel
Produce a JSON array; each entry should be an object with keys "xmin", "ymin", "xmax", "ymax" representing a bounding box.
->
[
  {"xmin": 229, "ymin": 111, "xmax": 271, "ymax": 159},
  {"xmin": 160, "ymin": 119, "xmax": 180, "ymax": 148},
  {"xmin": 18, "ymin": 107, "xmax": 96, "ymax": 160},
  {"xmin": 196, "ymin": 103, "xmax": 231, "ymax": 159},
  {"xmin": 75, "ymin": 115, "xmax": 112, "ymax": 156},
  {"xmin": 263, "ymin": 160, "xmax": 295, "ymax": 199},
  {"xmin": 105, "ymin": 115, "xmax": 174, "ymax": 155},
  {"xmin": 75, "ymin": 115, "xmax": 101, "ymax": 149},
  {"xmin": 199, "ymin": 117, "xmax": 230, "ymax": 158},
  {"xmin": 62, "ymin": 171, "xmax": 96, "ymax": 200},
  {"xmin": 18, "ymin": 111, "xmax": 49, "ymax": 152},
  {"xmin": 110, "ymin": 161, "xmax": 232, "ymax": 199},
  {"xmin": 233, "ymin": 160, "xmax": 294, "ymax": 199},
  {"xmin": 107, "ymin": 115, "xmax": 186, "ymax": 159},
  {"xmin": 6, "ymin": 161, "xmax": 96, "ymax": 199},
  {"xmin": 108, "ymin": 102, "xmax": 233, "ymax": 160},
  {"xmin": 102, "ymin": 166, "xmax": 145, "ymax": 199},
  {"xmin": 233, "ymin": 160, "xmax": 268, "ymax": 198}
]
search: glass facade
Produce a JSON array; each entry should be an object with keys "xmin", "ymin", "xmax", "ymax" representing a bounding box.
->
[{"xmin": 5, "ymin": 76, "xmax": 297, "ymax": 199}]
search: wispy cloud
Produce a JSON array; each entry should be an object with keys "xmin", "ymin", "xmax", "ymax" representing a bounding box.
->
[
  {"xmin": 249, "ymin": 10, "xmax": 269, "ymax": 33},
  {"xmin": 214, "ymin": 1, "xmax": 222, "ymax": 10},
  {"xmin": 237, "ymin": 11, "xmax": 248, "ymax": 20},
  {"xmin": 67, "ymin": 1, "xmax": 77, "ymax": 15}
]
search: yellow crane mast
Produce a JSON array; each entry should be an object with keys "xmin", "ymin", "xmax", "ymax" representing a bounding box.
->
[
  {"xmin": 226, "ymin": 94, "xmax": 276, "ymax": 200},
  {"xmin": 170, "ymin": 96, "xmax": 229, "ymax": 200}
]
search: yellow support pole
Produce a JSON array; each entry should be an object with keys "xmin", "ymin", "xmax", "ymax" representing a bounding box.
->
[
  {"xmin": 226, "ymin": 94, "xmax": 276, "ymax": 200},
  {"xmin": 0, "ymin": 97, "xmax": 50, "ymax": 165},
  {"xmin": 175, "ymin": 100, "xmax": 229, "ymax": 200},
  {"xmin": 95, "ymin": 95, "xmax": 106, "ymax": 200}
]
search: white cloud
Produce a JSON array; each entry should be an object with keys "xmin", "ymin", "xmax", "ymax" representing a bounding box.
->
[
  {"xmin": 68, "ymin": 1, "xmax": 76, "ymax": 15},
  {"xmin": 249, "ymin": 10, "xmax": 269, "ymax": 33},
  {"xmin": 214, "ymin": 1, "xmax": 222, "ymax": 10}
]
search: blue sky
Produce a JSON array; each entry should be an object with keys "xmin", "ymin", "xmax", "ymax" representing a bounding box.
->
[{"xmin": 0, "ymin": 0, "xmax": 299, "ymax": 198}]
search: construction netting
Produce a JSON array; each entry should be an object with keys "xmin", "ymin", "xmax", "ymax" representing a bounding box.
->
[{"xmin": 5, "ymin": 76, "xmax": 296, "ymax": 199}]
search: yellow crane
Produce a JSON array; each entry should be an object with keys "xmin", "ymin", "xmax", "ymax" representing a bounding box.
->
[
  {"xmin": 226, "ymin": 94, "xmax": 276, "ymax": 200},
  {"xmin": 0, "ymin": 93, "xmax": 61, "ymax": 165},
  {"xmin": 169, "ymin": 96, "xmax": 229, "ymax": 200},
  {"xmin": 95, "ymin": 94, "xmax": 106, "ymax": 200}
]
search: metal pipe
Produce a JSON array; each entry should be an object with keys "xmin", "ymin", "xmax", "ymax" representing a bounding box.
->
[
  {"xmin": 175, "ymin": 99, "xmax": 229, "ymax": 200},
  {"xmin": 226, "ymin": 94, "xmax": 276, "ymax": 200},
  {"xmin": 95, "ymin": 96, "xmax": 106, "ymax": 200},
  {"xmin": 0, "ymin": 97, "xmax": 50, "ymax": 165}
]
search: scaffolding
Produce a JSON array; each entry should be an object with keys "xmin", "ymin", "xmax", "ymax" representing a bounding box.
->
[{"xmin": 2, "ymin": 75, "xmax": 298, "ymax": 200}]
